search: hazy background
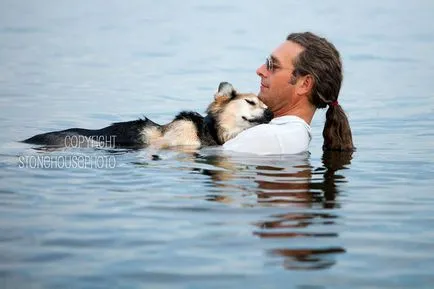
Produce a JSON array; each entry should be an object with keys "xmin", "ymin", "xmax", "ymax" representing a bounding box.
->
[{"xmin": 1, "ymin": 1, "xmax": 434, "ymax": 288}]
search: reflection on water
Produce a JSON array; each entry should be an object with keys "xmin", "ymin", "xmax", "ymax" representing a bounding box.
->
[
  {"xmin": 194, "ymin": 150, "xmax": 352, "ymax": 271},
  {"xmin": 2, "ymin": 0, "xmax": 434, "ymax": 287}
]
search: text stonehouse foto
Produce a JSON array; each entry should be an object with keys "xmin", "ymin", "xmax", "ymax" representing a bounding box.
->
[{"xmin": 18, "ymin": 155, "xmax": 116, "ymax": 169}]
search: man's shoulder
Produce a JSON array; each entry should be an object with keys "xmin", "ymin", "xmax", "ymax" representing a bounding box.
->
[
  {"xmin": 224, "ymin": 116, "xmax": 310, "ymax": 144},
  {"xmin": 270, "ymin": 115, "xmax": 311, "ymax": 127},
  {"xmin": 223, "ymin": 115, "xmax": 312, "ymax": 155},
  {"xmin": 223, "ymin": 123, "xmax": 276, "ymax": 149}
]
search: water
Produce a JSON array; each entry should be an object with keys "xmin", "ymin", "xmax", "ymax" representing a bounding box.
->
[{"xmin": 1, "ymin": 0, "xmax": 434, "ymax": 288}]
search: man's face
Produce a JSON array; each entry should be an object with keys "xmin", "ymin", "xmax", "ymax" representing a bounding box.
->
[{"xmin": 256, "ymin": 41, "xmax": 305, "ymax": 117}]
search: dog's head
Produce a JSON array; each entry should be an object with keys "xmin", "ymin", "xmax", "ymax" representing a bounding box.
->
[{"xmin": 206, "ymin": 82, "xmax": 273, "ymax": 143}]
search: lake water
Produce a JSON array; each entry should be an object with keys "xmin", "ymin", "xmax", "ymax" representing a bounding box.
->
[{"xmin": 1, "ymin": 0, "xmax": 434, "ymax": 288}]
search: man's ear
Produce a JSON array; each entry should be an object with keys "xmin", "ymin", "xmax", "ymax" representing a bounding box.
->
[{"xmin": 297, "ymin": 74, "xmax": 314, "ymax": 95}]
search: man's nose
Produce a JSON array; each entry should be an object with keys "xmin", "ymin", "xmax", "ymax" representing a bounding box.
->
[{"xmin": 256, "ymin": 63, "xmax": 267, "ymax": 77}]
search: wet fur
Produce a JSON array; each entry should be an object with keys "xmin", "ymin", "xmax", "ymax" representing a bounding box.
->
[{"xmin": 23, "ymin": 82, "xmax": 273, "ymax": 149}]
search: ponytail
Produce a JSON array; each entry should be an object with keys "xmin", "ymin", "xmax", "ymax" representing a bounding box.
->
[
  {"xmin": 322, "ymin": 104, "xmax": 354, "ymax": 151},
  {"xmin": 285, "ymin": 32, "xmax": 355, "ymax": 151}
]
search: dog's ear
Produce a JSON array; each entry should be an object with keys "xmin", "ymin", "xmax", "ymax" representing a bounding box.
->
[{"xmin": 215, "ymin": 82, "xmax": 237, "ymax": 100}]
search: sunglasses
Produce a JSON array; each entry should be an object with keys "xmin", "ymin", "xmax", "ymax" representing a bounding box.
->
[
  {"xmin": 265, "ymin": 56, "xmax": 278, "ymax": 72},
  {"xmin": 265, "ymin": 56, "xmax": 303, "ymax": 77}
]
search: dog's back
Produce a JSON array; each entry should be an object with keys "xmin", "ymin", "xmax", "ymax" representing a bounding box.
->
[
  {"xmin": 23, "ymin": 118, "xmax": 160, "ymax": 148},
  {"xmin": 23, "ymin": 82, "xmax": 273, "ymax": 149}
]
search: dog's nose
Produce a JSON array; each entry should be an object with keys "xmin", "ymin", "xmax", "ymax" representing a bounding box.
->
[{"xmin": 264, "ymin": 109, "xmax": 274, "ymax": 122}]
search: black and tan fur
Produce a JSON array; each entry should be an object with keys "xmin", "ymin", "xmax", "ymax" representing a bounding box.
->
[{"xmin": 23, "ymin": 82, "xmax": 273, "ymax": 149}]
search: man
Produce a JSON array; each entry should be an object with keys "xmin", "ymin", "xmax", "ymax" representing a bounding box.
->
[{"xmin": 223, "ymin": 32, "xmax": 354, "ymax": 154}]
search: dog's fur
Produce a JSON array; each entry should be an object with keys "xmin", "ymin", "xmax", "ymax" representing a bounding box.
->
[{"xmin": 23, "ymin": 82, "xmax": 273, "ymax": 149}]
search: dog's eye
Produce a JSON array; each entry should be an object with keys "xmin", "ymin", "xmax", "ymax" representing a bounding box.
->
[{"xmin": 245, "ymin": 99, "xmax": 256, "ymax": 106}]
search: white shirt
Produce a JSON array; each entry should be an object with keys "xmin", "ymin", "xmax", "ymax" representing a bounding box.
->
[{"xmin": 223, "ymin": 116, "xmax": 312, "ymax": 155}]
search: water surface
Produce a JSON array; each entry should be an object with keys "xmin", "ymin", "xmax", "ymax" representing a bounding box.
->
[{"xmin": 1, "ymin": 0, "xmax": 434, "ymax": 288}]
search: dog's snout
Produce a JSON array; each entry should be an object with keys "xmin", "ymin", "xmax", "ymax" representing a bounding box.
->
[{"xmin": 264, "ymin": 109, "xmax": 274, "ymax": 122}]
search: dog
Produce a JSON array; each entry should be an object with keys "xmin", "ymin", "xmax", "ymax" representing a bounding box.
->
[{"xmin": 23, "ymin": 82, "xmax": 273, "ymax": 149}]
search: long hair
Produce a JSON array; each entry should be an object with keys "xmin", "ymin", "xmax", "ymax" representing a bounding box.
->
[{"xmin": 287, "ymin": 32, "xmax": 354, "ymax": 151}]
